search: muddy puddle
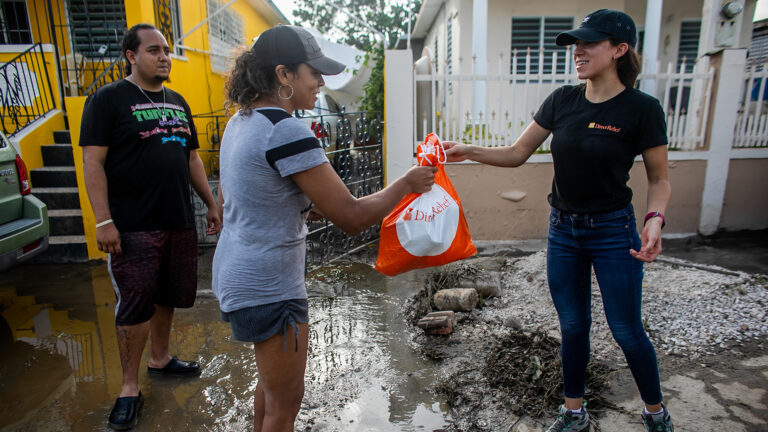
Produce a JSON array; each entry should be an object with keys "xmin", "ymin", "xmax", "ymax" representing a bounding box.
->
[{"xmin": 0, "ymin": 254, "xmax": 456, "ymax": 431}]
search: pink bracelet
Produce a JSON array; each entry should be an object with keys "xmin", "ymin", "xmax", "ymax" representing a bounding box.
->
[{"xmin": 644, "ymin": 211, "xmax": 666, "ymax": 228}]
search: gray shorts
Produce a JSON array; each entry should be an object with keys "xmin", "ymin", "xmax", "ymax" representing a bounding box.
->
[{"xmin": 220, "ymin": 298, "xmax": 309, "ymax": 351}]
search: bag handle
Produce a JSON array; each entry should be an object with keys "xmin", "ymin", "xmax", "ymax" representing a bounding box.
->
[{"xmin": 417, "ymin": 133, "xmax": 446, "ymax": 166}]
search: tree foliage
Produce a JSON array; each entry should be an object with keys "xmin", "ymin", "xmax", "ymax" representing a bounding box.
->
[
  {"xmin": 357, "ymin": 44, "xmax": 384, "ymax": 114},
  {"xmin": 290, "ymin": 0, "xmax": 421, "ymax": 113},
  {"xmin": 291, "ymin": 0, "xmax": 421, "ymax": 51}
]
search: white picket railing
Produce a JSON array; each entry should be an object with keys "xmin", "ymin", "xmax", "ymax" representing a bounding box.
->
[
  {"xmin": 414, "ymin": 48, "xmax": 715, "ymax": 152},
  {"xmin": 734, "ymin": 64, "xmax": 768, "ymax": 148}
]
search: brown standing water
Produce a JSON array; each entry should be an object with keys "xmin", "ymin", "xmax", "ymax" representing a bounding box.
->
[{"xmin": 0, "ymin": 249, "xmax": 452, "ymax": 431}]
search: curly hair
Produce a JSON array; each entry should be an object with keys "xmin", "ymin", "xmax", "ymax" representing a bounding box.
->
[
  {"xmin": 610, "ymin": 38, "xmax": 641, "ymax": 88},
  {"xmin": 225, "ymin": 46, "xmax": 301, "ymax": 114}
]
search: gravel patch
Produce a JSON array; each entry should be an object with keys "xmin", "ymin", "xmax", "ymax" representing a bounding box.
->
[
  {"xmin": 489, "ymin": 251, "xmax": 768, "ymax": 361},
  {"xmin": 407, "ymin": 251, "xmax": 768, "ymax": 431}
]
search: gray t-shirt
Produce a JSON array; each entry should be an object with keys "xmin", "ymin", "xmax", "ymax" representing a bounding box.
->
[{"xmin": 212, "ymin": 107, "xmax": 328, "ymax": 312}]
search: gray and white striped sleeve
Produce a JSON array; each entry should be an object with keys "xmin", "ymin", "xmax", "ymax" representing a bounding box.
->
[{"xmin": 266, "ymin": 117, "xmax": 329, "ymax": 177}]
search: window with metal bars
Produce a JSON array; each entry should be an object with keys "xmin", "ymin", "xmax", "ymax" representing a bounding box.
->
[
  {"xmin": 208, "ymin": 0, "xmax": 243, "ymax": 73},
  {"xmin": 154, "ymin": 0, "xmax": 183, "ymax": 56},
  {"xmin": 0, "ymin": 0, "xmax": 32, "ymax": 44},
  {"xmin": 67, "ymin": 0, "xmax": 126, "ymax": 58},
  {"xmin": 747, "ymin": 23, "xmax": 768, "ymax": 70},
  {"xmin": 510, "ymin": 16, "xmax": 573, "ymax": 78},
  {"xmin": 677, "ymin": 20, "xmax": 701, "ymax": 73}
]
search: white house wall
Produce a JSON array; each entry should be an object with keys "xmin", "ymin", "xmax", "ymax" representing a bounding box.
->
[{"xmin": 420, "ymin": 0, "xmax": 472, "ymax": 138}]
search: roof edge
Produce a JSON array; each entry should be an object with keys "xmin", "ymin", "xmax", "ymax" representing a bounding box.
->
[
  {"xmin": 247, "ymin": 0, "xmax": 290, "ymax": 26},
  {"xmin": 412, "ymin": 0, "xmax": 443, "ymax": 39}
]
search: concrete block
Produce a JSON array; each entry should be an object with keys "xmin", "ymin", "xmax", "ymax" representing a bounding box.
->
[
  {"xmin": 460, "ymin": 273, "xmax": 502, "ymax": 297},
  {"xmin": 417, "ymin": 313, "xmax": 454, "ymax": 335},
  {"xmin": 433, "ymin": 288, "xmax": 478, "ymax": 312}
]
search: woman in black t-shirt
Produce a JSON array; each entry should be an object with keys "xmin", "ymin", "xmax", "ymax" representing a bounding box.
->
[{"xmin": 444, "ymin": 10, "xmax": 674, "ymax": 432}]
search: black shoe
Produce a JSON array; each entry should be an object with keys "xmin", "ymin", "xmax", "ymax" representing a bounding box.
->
[
  {"xmin": 108, "ymin": 392, "xmax": 143, "ymax": 431},
  {"xmin": 147, "ymin": 356, "xmax": 201, "ymax": 377}
]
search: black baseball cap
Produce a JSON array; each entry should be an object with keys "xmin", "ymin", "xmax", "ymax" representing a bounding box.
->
[
  {"xmin": 251, "ymin": 25, "xmax": 346, "ymax": 75},
  {"xmin": 556, "ymin": 9, "xmax": 637, "ymax": 48}
]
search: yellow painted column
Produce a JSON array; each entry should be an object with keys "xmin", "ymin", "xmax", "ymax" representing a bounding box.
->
[{"xmin": 67, "ymin": 96, "xmax": 105, "ymax": 260}]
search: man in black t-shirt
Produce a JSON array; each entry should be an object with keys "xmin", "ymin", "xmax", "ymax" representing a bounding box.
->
[{"xmin": 80, "ymin": 23, "xmax": 220, "ymax": 431}]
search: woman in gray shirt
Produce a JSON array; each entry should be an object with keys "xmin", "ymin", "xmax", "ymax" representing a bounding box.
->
[{"xmin": 213, "ymin": 25, "xmax": 435, "ymax": 431}]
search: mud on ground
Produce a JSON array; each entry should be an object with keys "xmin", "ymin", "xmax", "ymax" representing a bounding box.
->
[{"xmin": 404, "ymin": 252, "xmax": 768, "ymax": 432}]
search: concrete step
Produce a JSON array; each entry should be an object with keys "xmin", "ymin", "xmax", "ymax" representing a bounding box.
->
[
  {"xmin": 30, "ymin": 166, "xmax": 77, "ymax": 188},
  {"xmin": 53, "ymin": 130, "xmax": 71, "ymax": 145},
  {"xmin": 32, "ymin": 235, "xmax": 88, "ymax": 264},
  {"xmin": 48, "ymin": 209, "xmax": 84, "ymax": 236},
  {"xmin": 41, "ymin": 144, "xmax": 75, "ymax": 167},
  {"xmin": 32, "ymin": 187, "xmax": 81, "ymax": 210}
]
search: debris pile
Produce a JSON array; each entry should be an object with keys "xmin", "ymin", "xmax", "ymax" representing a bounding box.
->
[
  {"xmin": 483, "ymin": 331, "xmax": 616, "ymax": 418},
  {"xmin": 404, "ymin": 251, "xmax": 768, "ymax": 431}
]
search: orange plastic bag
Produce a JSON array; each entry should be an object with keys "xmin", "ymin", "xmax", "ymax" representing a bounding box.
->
[{"xmin": 375, "ymin": 133, "xmax": 477, "ymax": 276}]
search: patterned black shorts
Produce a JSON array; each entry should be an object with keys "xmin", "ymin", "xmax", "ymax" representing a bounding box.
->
[{"xmin": 108, "ymin": 229, "xmax": 198, "ymax": 326}]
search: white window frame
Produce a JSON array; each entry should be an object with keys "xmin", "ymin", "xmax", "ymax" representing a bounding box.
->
[{"xmin": 207, "ymin": 0, "xmax": 243, "ymax": 73}]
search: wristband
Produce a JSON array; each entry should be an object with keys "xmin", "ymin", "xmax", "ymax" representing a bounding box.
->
[
  {"xmin": 643, "ymin": 211, "xmax": 666, "ymax": 228},
  {"xmin": 95, "ymin": 218, "xmax": 114, "ymax": 228}
]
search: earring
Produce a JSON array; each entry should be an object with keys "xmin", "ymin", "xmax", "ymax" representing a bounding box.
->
[{"xmin": 278, "ymin": 84, "xmax": 294, "ymax": 100}]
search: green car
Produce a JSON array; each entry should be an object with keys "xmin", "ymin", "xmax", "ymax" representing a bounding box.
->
[{"xmin": 0, "ymin": 132, "xmax": 49, "ymax": 271}]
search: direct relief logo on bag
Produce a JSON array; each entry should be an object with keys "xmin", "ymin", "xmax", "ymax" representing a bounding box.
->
[{"xmin": 395, "ymin": 184, "xmax": 460, "ymax": 256}]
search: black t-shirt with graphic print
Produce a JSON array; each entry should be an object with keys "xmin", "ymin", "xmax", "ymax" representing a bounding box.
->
[
  {"xmin": 79, "ymin": 79, "xmax": 199, "ymax": 232},
  {"xmin": 533, "ymin": 85, "xmax": 667, "ymax": 214}
]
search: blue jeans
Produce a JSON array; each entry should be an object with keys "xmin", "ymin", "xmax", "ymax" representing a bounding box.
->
[{"xmin": 546, "ymin": 204, "xmax": 662, "ymax": 405}]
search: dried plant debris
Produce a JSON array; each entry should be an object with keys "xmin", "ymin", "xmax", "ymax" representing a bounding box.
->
[
  {"xmin": 483, "ymin": 330, "xmax": 617, "ymax": 418},
  {"xmin": 432, "ymin": 330, "xmax": 620, "ymax": 432}
]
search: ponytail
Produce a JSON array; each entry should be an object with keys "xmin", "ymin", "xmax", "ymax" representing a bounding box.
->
[{"xmin": 611, "ymin": 38, "xmax": 641, "ymax": 88}]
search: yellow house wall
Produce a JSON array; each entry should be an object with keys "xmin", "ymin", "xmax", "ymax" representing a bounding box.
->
[{"xmin": 14, "ymin": 111, "xmax": 65, "ymax": 172}]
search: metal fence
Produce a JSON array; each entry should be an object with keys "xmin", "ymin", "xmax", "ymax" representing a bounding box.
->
[
  {"xmin": 190, "ymin": 110, "xmax": 384, "ymax": 271},
  {"xmin": 0, "ymin": 43, "xmax": 56, "ymax": 136},
  {"xmin": 415, "ymin": 48, "xmax": 716, "ymax": 152}
]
